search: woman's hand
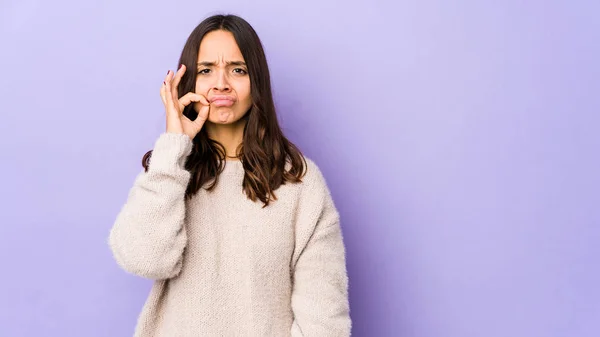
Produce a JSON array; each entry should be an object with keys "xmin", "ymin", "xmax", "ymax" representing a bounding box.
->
[{"xmin": 160, "ymin": 64, "xmax": 210, "ymax": 140}]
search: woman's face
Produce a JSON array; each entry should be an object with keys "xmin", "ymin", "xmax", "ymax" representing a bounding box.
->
[{"xmin": 194, "ymin": 30, "xmax": 252, "ymax": 125}]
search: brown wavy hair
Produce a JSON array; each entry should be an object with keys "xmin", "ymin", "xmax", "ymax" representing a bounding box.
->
[{"xmin": 142, "ymin": 14, "xmax": 306, "ymax": 207}]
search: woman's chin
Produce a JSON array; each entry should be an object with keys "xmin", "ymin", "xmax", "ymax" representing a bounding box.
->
[
  {"xmin": 208, "ymin": 108, "xmax": 249, "ymax": 125},
  {"xmin": 208, "ymin": 109, "xmax": 233, "ymax": 124}
]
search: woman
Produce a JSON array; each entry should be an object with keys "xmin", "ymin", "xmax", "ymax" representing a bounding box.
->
[{"xmin": 108, "ymin": 14, "xmax": 351, "ymax": 336}]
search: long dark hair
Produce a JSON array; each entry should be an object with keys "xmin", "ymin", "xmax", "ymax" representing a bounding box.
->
[{"xmin": 142, "ymin": 14, "xmax": 306, "ymax": 207}]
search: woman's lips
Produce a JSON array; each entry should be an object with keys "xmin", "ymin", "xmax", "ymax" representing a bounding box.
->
[{"xmin": 210, "ymin": 95, "xmax": 235, "ymax": 107}]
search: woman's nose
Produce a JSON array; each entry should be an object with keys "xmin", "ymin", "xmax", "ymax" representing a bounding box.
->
[{"xmin": 213, "ymin": 70, "xmax": 231, "ymax": 91}]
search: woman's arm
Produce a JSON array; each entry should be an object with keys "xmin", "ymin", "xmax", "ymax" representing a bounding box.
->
[
  {"xmin": 290, "ymin": 161, "xmax": 351, "ymax": 336},
  {"xmin": 108, "ymin": 132, "xmax": 192, "ymax": 280}
]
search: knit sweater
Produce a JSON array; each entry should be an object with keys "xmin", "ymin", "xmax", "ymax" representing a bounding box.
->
[{"xmin": 108, "ymin": 132, "xmax": 351, "ymax": 337}]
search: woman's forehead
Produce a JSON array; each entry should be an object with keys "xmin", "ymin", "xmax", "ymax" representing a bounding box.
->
[{"xmin": 198, "ymin": 31, "xmax": 243, "ymax": 60}]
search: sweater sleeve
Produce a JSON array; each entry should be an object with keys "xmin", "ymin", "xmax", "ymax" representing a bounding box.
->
[
  {"xmin": 108, "ymin": 132, "xmax": 193, "ymax": 280},
  {"xmin": 290, "ymin": 161, "xmax": 352, "ymax": 336}
]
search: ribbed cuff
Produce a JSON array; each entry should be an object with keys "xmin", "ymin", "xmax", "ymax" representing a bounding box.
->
[{"xmin": 148, "ymin": 132, "xmax": 193, "ymax": 172}]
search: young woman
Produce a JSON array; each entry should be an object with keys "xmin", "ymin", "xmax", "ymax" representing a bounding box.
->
[{"xmin": 108, "ymin": 14, "xmax": 351, "ymax": 336}]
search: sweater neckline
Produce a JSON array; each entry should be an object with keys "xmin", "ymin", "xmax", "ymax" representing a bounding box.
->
[{"xmin": 222, "ymin": 160, "xmax": 245, "ymax": 176}]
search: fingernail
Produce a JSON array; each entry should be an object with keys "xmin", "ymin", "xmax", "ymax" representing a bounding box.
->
[
  {"xmin": 163, "ymin": 81, "xmax": 166, "ymax": 85},
  {"xmin": 167, "ymin": 70, "xmax": 170, "ymax": 75},
  {"xmin": 178, "ymin": 64, "xmax": 183, "ymax": 70}
]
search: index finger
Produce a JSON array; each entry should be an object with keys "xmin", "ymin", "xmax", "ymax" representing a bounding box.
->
[{"xmin": 178, "ymin": 92, "xmax": 209, "ymax": 109}]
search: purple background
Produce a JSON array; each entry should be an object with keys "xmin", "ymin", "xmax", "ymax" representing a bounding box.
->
[{"xmin": 1, "ymin": 0, "xmax": 599, "ymax": 336}]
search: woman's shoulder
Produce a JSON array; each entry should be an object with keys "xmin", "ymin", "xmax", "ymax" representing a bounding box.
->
[
  {"xmin": 294, "ymin": 155, "xmax": 332, "ymax": 196},
  {"xmin": 290, "ymin": 155, "xmax": 339, "ymax": 222}
]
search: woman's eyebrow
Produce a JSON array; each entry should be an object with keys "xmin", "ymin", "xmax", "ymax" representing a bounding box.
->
[{"xmin": 197, "ymin": 61, "xmax": 247, "ymax": 67}]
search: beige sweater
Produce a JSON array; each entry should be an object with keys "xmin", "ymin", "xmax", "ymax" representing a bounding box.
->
[{"xmin": 108, "ymin": 132, "xmax": 351, "ymax": 337}]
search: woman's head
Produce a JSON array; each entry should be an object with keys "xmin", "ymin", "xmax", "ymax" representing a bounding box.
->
[
  {"xmin": 176, "ymin": 14, "xmax": 274, "ymax": 129},
  {"xmin": 143, "ymin": 14, "xmax": 306, "ymax": 207}
]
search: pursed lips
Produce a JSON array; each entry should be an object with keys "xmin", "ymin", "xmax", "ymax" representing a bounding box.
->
[{"xmin": 210, "ymin": 95, "xmax": 236, "ymax": 107}]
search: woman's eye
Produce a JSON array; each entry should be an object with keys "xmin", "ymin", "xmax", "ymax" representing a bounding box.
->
[
  {"xmin": 197, "ymin": 69, "xmax": 210, "ymax": 74},
  {"xmin": 233, "ymin": 68, "xmax": 247, "ymax": 74}
]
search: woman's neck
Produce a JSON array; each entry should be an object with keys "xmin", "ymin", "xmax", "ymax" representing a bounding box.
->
[{"xmin": 205, "ymin": 118, "xmax": 247, "ymax": 160}]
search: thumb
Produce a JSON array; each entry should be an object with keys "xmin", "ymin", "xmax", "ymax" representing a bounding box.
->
[{"xmin": 196, "ymin": 101, "xmax": 210, "ymax": 123}]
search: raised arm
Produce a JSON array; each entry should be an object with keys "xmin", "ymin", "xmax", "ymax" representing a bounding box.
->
[{"xmin": 109, "ymin": 65, "xmax": 211, "ymax": 280}]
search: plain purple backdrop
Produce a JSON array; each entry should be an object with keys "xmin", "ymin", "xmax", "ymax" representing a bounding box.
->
[{"xmin": 1, "ymin": 0, "xmax": 599, "ymax": 336}]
